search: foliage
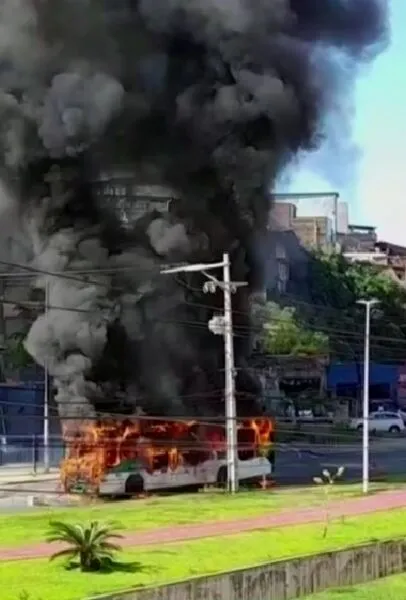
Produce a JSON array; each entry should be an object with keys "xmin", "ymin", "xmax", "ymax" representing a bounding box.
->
[
  {"xmin": 3, "ymin": 330, "xmax": 33, "ymax": 372},
  {"xmin": 47, "ymin": 521, "xmax": 123, "ymax": 572},
  {"xmin": 313, "ymin": 466, "xmax": 345, "ymax": 538},
  {"xmin": 253, "ymin": 300, "xmax": 329, "ymax": 356},
  {"xmin": 305, "ymin": 250, "xmax": 406, "ymax": 362}
]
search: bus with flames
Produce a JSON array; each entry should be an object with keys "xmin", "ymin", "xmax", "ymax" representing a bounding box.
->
[{"xmin": 60, "ymin": 417, "xmax": 275, "ymax": 496}]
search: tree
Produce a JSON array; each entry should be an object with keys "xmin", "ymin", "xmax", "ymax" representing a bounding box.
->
[
  {"xmin": 3, "ymin": 330, "xmax": 34, "ymax": 373},
  {"xmin": 306, "ymin": 251, "xmax": 406, "ymax": 362},
  {"xmin": 47, "ymin": 521, "xmax": 123, "ymax": 571},
  {"xmin": 253, "ymin": 301, "xmax": 329, "ymax": 356}
]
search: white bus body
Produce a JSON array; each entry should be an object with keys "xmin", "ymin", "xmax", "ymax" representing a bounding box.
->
[{"xmin": 99, "ymin": 455, "xmax": 272, "ymax": 496}]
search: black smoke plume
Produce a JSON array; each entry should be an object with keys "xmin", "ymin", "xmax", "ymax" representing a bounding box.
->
[{"xmin": 0, "ymin": 0, "xmax": 388, "ymax": 423}]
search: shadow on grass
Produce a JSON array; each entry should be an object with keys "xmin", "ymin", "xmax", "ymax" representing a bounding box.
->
[
  {"xmin": 64, "ymin": 550, "xmax": 177, "ymax": 576},
  {"xmin": 64, "ymin": 559, "xmax": 146, "ymax": 575}
]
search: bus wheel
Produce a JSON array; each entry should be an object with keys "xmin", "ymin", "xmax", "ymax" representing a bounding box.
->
[
  {"xmin": 216, "ymin": 466, "xmax": 227, "ymax": 488},
  {"xmin": 124, "ymin": 474, "xmax": 144, "ymax": 498}
]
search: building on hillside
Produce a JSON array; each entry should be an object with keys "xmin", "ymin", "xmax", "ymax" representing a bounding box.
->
[
  {"xmin": 93, "ymin": 171, "xmax": 174, "ymax": 224},
  {"xmin": 270, "ymin": 193, "xmax": 344, "ymax": 250},
  {"xmin": 373, "ymin": 241, "xmax": 406, "ymax": 285},
  {"xmin": 267, "ymin": 201, "xmax": 297, "ymax": 231},
  {"xmin": 336, "ymin": 202, "xmax": 349, "ymax": 234},
  {"xmin": 292, "ymin": 215, "xmax": 333, "ymax": 250},
  {"xmin": 338, "ymin": 227, "xmax": 406, "ymax": 286},
  {"xmin": 338, "ymin": 224, "xmax": 377, "ymax": 253},
  {"xmin": 253, "ymin": 229, "xmax": 311, "ymax": 298}
]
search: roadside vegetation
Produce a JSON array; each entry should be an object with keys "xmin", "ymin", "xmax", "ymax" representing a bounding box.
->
[
  {"xmin": 4, "ymin": 507, "xmax": 406, "ymax": 600},
  {"xmin": 0, "ymin": 482, "xmax": 400, "ymax": 548}
]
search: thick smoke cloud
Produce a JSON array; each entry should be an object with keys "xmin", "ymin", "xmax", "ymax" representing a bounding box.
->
[
  {"xmin": 0, "ymin": 0, "xmax": 388, "ymax": 423},
  {"xmin": 39, "ymin": 71, "xmax": 124, "ymax": 157}
]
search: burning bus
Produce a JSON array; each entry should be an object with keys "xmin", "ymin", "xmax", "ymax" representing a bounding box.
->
[
  {"xmin": 61, "ymin": 417, "xmax": 275, "ymax": 496},
  {"xmin": 6, "ymin": 0, "xmax": 387, "ymax": 496}
]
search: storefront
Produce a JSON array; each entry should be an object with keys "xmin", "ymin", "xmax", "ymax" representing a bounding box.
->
[{"xmin": 255, "ymin": 356, "xmax": 328, "ymax": 417}]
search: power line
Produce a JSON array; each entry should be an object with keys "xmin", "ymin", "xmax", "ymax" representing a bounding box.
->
[
  {"xmin": 4, "ymin": 291, "xmax": 406, "ymax": 347},
  {"xmin": 0, "ymin": 255, "xmax": 405, "ymax": 337}
]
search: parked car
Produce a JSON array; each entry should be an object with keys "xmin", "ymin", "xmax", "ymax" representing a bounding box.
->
[{"xmin": 349, "ymin": 411, "xmax": 405, "ymax": 434}]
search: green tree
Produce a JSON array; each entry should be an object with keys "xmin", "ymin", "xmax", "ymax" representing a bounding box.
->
[
  {"xmin": 306, "ymin": 250, "xmax": 406, "ymax": 362},
  {"xmin": 47, "ymin": 521, "xmax": 123, "ymax": 572},
  {"xmin": 254, "ymin": 301, "xmax": 329, "ymax": 356},
  {"xmin": 3, "ymin": 330, "xmax": 33, "ymax": 372}
]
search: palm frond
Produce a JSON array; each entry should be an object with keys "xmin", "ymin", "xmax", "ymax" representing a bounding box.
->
[
  {"xmin": 97, "ymin": 542, "xmax": 123, "ymax": 552},
  {"xmin": 90, "ymin": 523, "xmax": 123, "ymax": 543},
  {"xmin": 48, "ymin": 521, "xmax": 86, "ymax": 545},
  {"xmin": 49, "ymin": 548, "xmax": 77, "ymax": 562}
]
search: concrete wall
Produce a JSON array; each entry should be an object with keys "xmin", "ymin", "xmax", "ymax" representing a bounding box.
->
[{"xmin": 90, "ymin": 538, "xmax": 406, "ymax": 600}]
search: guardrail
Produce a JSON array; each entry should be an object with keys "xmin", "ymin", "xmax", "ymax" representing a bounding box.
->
[{"xmin": 0, "ymin": 436, "xmax": 64, "ymax": 471}]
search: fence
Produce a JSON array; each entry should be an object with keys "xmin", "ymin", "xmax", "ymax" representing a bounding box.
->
[
  {"xmin": 90, "ymin": 538, "xmax": 406, "ymax": 600},
  {"xmin": 0, "ymin": 435, "xmax": 64, "ymax": 471}
]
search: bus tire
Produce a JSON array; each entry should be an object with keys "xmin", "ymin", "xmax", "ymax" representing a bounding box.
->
[
  {"xmin": 217, "ymin": 466, "xmax": 227, "ymax": 488},
  {"xmin": 267, "ymin": 450, "xmax": 275, "ymax": 468},
  {"xmin": 124, "ymin": 474, "xmax": 144, "ymax": 497}
]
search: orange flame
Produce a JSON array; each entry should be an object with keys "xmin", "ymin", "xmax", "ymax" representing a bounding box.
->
[{"xmin": 60, "ymin": 417, "xmax": 274, "ymax": 492}]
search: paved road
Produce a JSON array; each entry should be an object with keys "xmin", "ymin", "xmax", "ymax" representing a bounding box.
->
[
  {"xmin": 0, "ymin": 440, "xmax": 405, "ymax": 510},
  {"xmin": 275, "ymin": 441, "xmax": 406, "ymax": 484}
]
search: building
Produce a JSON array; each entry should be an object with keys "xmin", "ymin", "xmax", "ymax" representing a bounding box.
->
[
  {"xmin": 253, "ymin": 229, "xmax": 311, "ymax": 298},
  {"xmin": 336, "ymin": 202, "xmax": 349, "ymax": 234},
  {"xmin": 269, "ymin": 195, "xmax": 338, "ymax": 250},
  {"xmin": 337, "ymin": 226, "xmax": 406, "ymax": 286},
  {"xmin": 338, "ymin": 224, "xmax": 378, "ymax": 254},
  {"xmin": 327, "ymin": 362, "xmax": 400, "ymax": 416},
  {"xmin": 268, "ymin": 202, "xmax": 296, "ymax": 231},
  {"xmin": 93, "ymin": 171, "xmax": 173, "ymax": 224},
  {"xmin": 292, "ymin": 215, "xmax": 333, "ymax": 250}
]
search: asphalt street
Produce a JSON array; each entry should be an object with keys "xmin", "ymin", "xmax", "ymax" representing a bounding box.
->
[
  {"xmin": 275, "ymin": 441, "xmax": 406, "ymax": 484},
  {"xmin": 0, "ymin": 441, "xmax": 405, "ymax": 510}
]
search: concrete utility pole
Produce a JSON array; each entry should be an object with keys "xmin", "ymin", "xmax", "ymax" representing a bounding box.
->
[
  {"xmin": 162, "ymin": 253, "xmax": 247, "ymax": 493},
  {"xmin": 43, "ymin": 280, "xmax": 50, "ymax": 473},
  {"xmin": 357, "ymin": 299, "xmax": 379, "ymax": 494}
]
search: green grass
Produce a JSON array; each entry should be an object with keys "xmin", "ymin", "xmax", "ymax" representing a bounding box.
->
[
  {"xmin": 302, "ymin": 573, "xmax": 406, "ymax": 599},
  {"xmin": 4, "ymin": 507, "xmax": 406, "ymax": 600},
  {"xmin": 1, "ymin": 482, "xmax": 395, "ymax": 548}
]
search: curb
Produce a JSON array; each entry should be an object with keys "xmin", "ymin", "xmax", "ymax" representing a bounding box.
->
[{"xmin": 0, "ymin": 473, "xmax": 59, "ymax": 486}]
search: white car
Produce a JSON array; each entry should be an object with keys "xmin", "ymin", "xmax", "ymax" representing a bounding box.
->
[{"xmin": 350, "ymin": 411, "xmax": 405, "ymax": 434}]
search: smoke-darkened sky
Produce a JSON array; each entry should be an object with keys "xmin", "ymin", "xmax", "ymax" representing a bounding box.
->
[{"xmin": 0, "ymin": 0, "xmax": 388, "ymax": 421}]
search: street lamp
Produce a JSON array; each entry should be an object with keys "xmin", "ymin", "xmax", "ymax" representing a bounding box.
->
[
  {"xmin": 356, "ymin": 299, "xmax": 379, "ymax": 494},
  {"xmin": 161, "ymin": 253, "xmax": 247, "ymax": 493}
]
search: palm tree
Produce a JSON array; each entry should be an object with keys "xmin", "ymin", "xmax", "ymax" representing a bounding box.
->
[{"xmin": 47, "ymin": 521, "xmax": 123, "ymax": 571}]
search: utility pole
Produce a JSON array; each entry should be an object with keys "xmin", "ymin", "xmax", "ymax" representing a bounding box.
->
[
  {"xmin": 357, "ymin": 299, "xmax": 379, "ymax": 494},
  {"xmin": 221, "ymin": 254, "xmax": 238, "ymax": 494},
  {"xmin": 43, "ymin": 281, "xmax": 50, "ymax": 473},
  {"xmin": 161, "ymin": 254, "xmax": 247, "ymax": 493}
]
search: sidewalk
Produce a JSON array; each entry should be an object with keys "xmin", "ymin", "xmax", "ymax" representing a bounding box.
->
[
  {"xmin": 0, "ymin": 468, "xmax": 59, "ymax": 485},
  {"xmin": 1, "ymin": 488, "xmax": 406, "ymax": 561}
]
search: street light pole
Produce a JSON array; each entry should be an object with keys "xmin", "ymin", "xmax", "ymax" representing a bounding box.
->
[
  {"xmin": 357, "ymin": 299, "xmax": 379, "ymax": 494},
  {"xmin": 161, "ymin": 254, "xmax": 247, "ymax": 493}
]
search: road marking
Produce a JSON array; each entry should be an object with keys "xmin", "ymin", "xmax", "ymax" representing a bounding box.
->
[{"xmin": 322, "ymin": 462, "xmax": 362, "ymax": 468}]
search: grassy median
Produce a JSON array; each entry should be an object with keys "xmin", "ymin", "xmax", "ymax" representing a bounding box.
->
[
  {"xmin": 3, "ymin": 507, "xmax": 406, "ymax": 600},
  {"xmin": 0, "ymin": 482, "xmax": 399, "ymax": 548}
]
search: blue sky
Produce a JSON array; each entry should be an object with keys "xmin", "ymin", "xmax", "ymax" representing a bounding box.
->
[{"xmin": 277, "ymin": 0, "xmax": 406, "ymax": 245}]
